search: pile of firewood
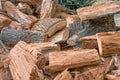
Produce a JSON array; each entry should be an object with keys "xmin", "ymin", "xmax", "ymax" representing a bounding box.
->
[{"xmin": 0, "ymin": 0, "xmax": 120, "ymax": 80}]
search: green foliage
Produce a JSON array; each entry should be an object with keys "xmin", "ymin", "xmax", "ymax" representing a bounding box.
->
[{"xmin": 58, "ymin": 0, "xmax": 96, "ymax": 10}]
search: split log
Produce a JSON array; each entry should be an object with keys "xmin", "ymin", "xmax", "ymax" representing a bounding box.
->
[
  {"xmin": 105, "ymin": 74, "xmax": 120, "ymax": 80},
  {"xmin": 9, "ymin": 21, "xmax": 23, "ymax": 30},
  {"xmin": 40, "ymin": 0, "xmax": 58, "ymax": 19},
  {"xmin": 49, "ymin": 49, "xmax": 100, "ymax": 72},
  {"xmin": 17, "ymin": 2, "xmax": 33, "ymax": 15},
  {"xmin": 80, "ymin": 35, "xmax": 98, "ymax": 49},
  {"xmin": 9, "ymin": 41, "xmax": 45, "ymax": 80},
  {"xmin": 74, "ymin": 67, "xmax": 105, "ymax": 80},
  {"xmin": 3, "ymin": 1, "xmax": 38, "ymax": 29},
  {"xmin": 48, "ymin": 29, "xmax": 69, "ymax": 43},
  {"xmin": 15, "ymin": 0, "xmax": 39, "ymax": 5},
  {"xmin": 29, "ymin": 42, "xmax": 60, "ymax": 64},
  {"xmin": 54, "ymin": 69, "xmax": 73, "ymax": 80},
  {"xmin": 96, "ymin": 32, "xmax": 120, "ymax": 56},
  {"xmin": 77, "ymin": 1, "xmax": 120, "ymax": 21},
  {"xmin": 32, "ymin": 18, "xmax": 66, "ymax": 37},
  {"xmin": 0, "ymin": 14, "xmax": 12, "ymax": 29},
  {"xmin": 0, "ymin": 28, "xmax": 45, "ymax": 45}
]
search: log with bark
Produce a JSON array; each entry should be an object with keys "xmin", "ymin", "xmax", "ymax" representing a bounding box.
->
[
  {"xmin": 54, "ymin": 69, "xmax": 73, "ymax": 80},
  {"xmin": 96, "ymin": 32, "xmax": 120, "ymax": 56},
  {"xmin": 49, "ymin": 49, "xmax": 100, "ymax": 72},
  {"xmin": 3, "ymin": 1, "xmax": 38, "ymax": 29},
  {"xmin": 77, "ymin": 1, "xmax": 120, "ymax": 21},
  {"xmin": 32, "ymin": 18, "xmax": 66, "ymax": 37},
  {"xmin": 9, "ymin": 41, "xmax": 45, "ymax": 80},
  {"xmin": 80, "ymin": 35, "xmax": 98, "ymax": 49},
  {"xmin": 0, "ymin": 28, "xmax": 45, "ymax": 45}
]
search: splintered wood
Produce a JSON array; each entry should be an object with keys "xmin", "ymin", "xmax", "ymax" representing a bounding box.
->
[
  {"xmin": 77, "ymin": 1, "xmax": 120, "ymax": 20},
  {"xmin": 96, "ymin": 32, "xmax": 120, "ymax": 56},
  {"xmin": 3, "ymin": 1, "xmax": 38, "ymax": 29},
  {"xmin": 49, "ymin": 49, "xmax": 100, "ymax": 72},
  {"xmin": 9, "ymin": 41, "xmax": 45, "ymax": 80}
]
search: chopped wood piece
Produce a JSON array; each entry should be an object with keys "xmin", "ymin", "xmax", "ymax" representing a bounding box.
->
[
  {"xmin": 0, "ymin": 0, "xmax": 2, "ymax": 9},
  {"xmin": 48, "ymin": 29, "xmax": 69, "ymax": 43},
  {"xmin": 3, "ymin": 1, "xmax": 38, "ymax": 29},
  {"xmin": 105, "ymin": 74, "xmax": 117, "ymax": 80},
  {"xmin": 29, "ymin": 42, "xmax": 60, "ymax": 64},
  {"xmin": 32, "ymin": 18, "xmax": 66, "ymax": 37},
  {"xmin": 17, "ymin": 2, "xmax": 33, "ymax": 15},
  {"xmin": 1, "ymin": 28, "xmax": 45, "ymax": 45},
  {"xmin": 0, "ymin": 14, "xmax": 12, "ymax": 29},
  {"xmin": 15, "ymin": 0, "xmax": 38, "ymax": 5},
  {"xmin": 9, "ymin": 21, "xmax": 23, "ymax": 30},
  {"xmin": 54, "ymin": 69, "xmax": 73, "ymax": 80},
  {"xmin": 49, "ymin": 49, "xmax": 100, "ymax": 72},
  {"xmin": 74, "ymin": 67, "xmax": 105, "ymax": 80},
  {"xmin": 77, "ymin": 1, "xmax": 120, "ymax": 21},
  {"xmin": 40, "ymin": 0, "xmax": 58, "ymax": 19},
  {"xmin": 96, "ymin": 32, "xmax": 120, "ymax": 56},
  {"xmin": 80, "ymin": 35, "xmax": 98, "ymax": 49},
  {"xmin": 9, "ymin": 41, "xmax": 45, "ymax": 80}
]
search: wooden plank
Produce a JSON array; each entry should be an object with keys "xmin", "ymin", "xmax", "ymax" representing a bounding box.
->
[
  {"xmin": 96, "ymin": 32, "xmax": 120, "ymax": 56},
  {"xmin": 77, "ymin": 1, "xmax": 120, "ymax": 20},
  {"xmin": 49, "ymin": 49, "xmax": 100, "ymax": 72},
  {"xmin": 9, "ymin": 41, "xmax": 45, "ymax": 80}
]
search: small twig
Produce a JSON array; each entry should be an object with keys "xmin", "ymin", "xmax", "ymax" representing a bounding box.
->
[{"xmin": 0, "ymin": 40, "xmax": 9, "ymax": 53}]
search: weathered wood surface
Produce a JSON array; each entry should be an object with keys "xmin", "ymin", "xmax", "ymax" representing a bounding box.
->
[
  {"xmin": 80, "ymin": 35, "xmax": 98, "ymax": 49},
  {"xmin": 96, "ymin": 32, "xmax": 120, "ymax": 56},
  {"xmin": 77, "ymin": 1, "xmax": 120, "ymax": 21},
  {"xmin": 29, "ymin": 42, "xmax": 60, "ymax": 63},
  {"xmin": 32, "ymin": 18, "xmax": 66, "ymax": 37},
  {"xmin": 40, "ymin": 0, "xmax": 58, "ymax": 19},
  {"xmin": 3, "ymin": 1, "xmax": 38, "ymax": 29},
  {"xmin": 9, "ymin": 41, "xmax": 45, "ymax": 80},
  {"xmin": 9, "ymin": 21, "xmax": 23, "ymax": 30},
  {"xmin": 48, "ymin": 29, "xmax": 69, "ymax": 43},
  {"xmin": 15, "ymin": 0, "xmax": 39, "ymax": 5},
  {"xmin": 49, "ymin": 49, "xmax": 100, "ymax": 72},
  {"xmin": 74, "ymin": 67, "xmax": 105, "ymax": 80},
  {"xmin": 0, "ymin": 28, "xmax": 45, "ymax": 45},
  {"xmin": 54, "ymin": 69, "xmax": 73, "ymax": 80}
]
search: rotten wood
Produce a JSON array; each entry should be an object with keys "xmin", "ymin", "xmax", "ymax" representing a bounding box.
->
[
  {"xmin": 3, "ymin": 1, "xmax": 38, "ymax": 29},
  {"xmin": 96, "ymin": 32, "xmax": 120, "ymax": 56},
  {"xmin": 49, "ymin": 49, "xmax": 100, "ymax": 72},
  {"xmin": 77, "ymin": 1, "xmax": 120, "ymax": 21},
  {"xmin": 32, "ymin": 18, "xmax": 66, "ymax": 37},
  {"xmin": 9, "ymin": 41, "xmax": 45, "ymax": 80}
]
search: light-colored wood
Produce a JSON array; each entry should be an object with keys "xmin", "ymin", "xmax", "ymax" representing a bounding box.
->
[
  {"xmin": 40, "ymin": 0, "xmax": 58, "ymax": 19},
  {"xmin": 74, "ymin": 67, "xmax": 105, "ymax": 80},
  {"xmin": 49, "ymin": 49, "xmax": 100, "ymax": 72},
  {"xmin": 15, "ymin": 0, "xmax": 38, "ymax": 5},
  {"xmin": 32, "ymin": 18, "xmax": 66, "ymax": 37},
  {"xmin": 54, "ymin": 69, "xmax": 73, "ymax": 80},
  {"xmin": 77, "ymin": 1, "xmax": 120, "ymax": 21},
  {"xmin": 29, "ymin": 42, "xmax": 60, "ymax": 63},
  {"xmin": 0, "ymin": 0, "xmax": 2, "ymax": 9},
  {"xmin": 9, "ymin": 21, "xmax": 23, "ymax": 30},
  {"xmin": 9, "ymin": 41, "xmax": 45, "ymax": 80},
  {"xmin": 80, "ymin": 35, "xmax": 98, "ymax": 49},
  {"xmin": 48, "ymin": 29, "xmax": 69, "ymax": 43},
  {"xmin": 96, "ymin": 32, "xmax": 120, "ymax": 56},
  {"xmin": 3, "ymin": 1, "xmax": 38, "ymax": 29}
]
